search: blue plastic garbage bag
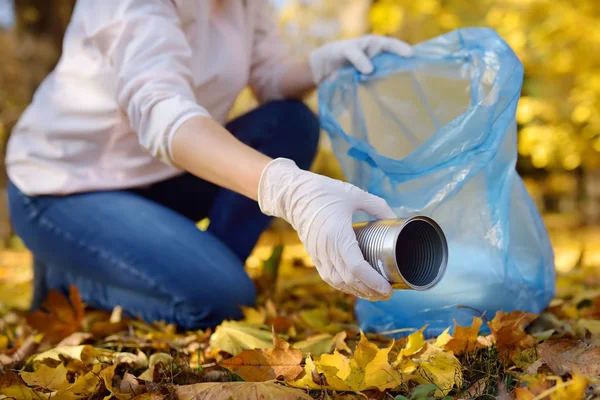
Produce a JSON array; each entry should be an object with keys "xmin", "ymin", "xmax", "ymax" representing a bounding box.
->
[{"xmin": 317, "ymin": 28, "xmax": 555, "ymax": 336}]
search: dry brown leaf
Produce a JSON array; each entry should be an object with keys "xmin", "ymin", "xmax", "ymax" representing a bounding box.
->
[
  {"xmin": 0, "ymin": 335, "xmax": 38, "ymax": 369},
  {"xmin": 219, "ymin": 329, "xmax": 302, "ymax": 382},
  {"xmin": 538, "ymin": 339, "xmax": 600, "ymax": 376},
  {"xmin": 444, "ymin": 317, "xmax": 485, "ymax": 355},
  {"xmin": 174, "ymin": 381, "xmax": 312, "ymax": 400},
  {"xmin": 489, "ymin": 311, "xmax": 538, "ymax": 362},
  {"xmin": 463, "ymin": 377, "xmax": 487, "ymax": 398},
  {"xmin": 26, "ymin": 285, "xmax": 84, "ymax": 345},
  {"xmin": 120, "ymin": 372, "xmax": 146, "ymax": 397},
  {"xmin": 138, "ymin": 353, "xmax": 173, "ymax": 382}
]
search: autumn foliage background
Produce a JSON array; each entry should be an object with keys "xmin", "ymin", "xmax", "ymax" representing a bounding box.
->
[{"xmin": 1, "ymin": 0, "xmax": 600, "ymax": 399}]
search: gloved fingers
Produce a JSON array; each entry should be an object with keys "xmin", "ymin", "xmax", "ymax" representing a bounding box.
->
[
  {"xmin": 329, "ymin": 268, "xmax": 365, "ymax": 298},
  {"xmin": 363, "ymin": 35, "xmax": 414, "ymax": 58},
  {"xmin": 341, "ymin": 240, "xmax": 394, "ymax": 299},
  {"xmin": 343, "ymin": 45, "xmax": 374, "ymax": 75},
  {"xmin": 326, "ymin": 228, "xmax": 374, "ymax": 298},
  {"xmin": 353, "ymin": 189, "xmax": 397, "ymax": 220},
  {"xmin": 349, "ymin": 276, "xmax": 387, "ymax": 301}
]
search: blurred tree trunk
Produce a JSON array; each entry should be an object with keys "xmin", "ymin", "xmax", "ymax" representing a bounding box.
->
[{"xmin": 0, "ymin": 0, "xmax": 75, "ymax": 244}]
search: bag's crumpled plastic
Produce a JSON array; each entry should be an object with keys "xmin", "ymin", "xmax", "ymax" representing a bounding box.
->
[{"xmin": 317, "ymin": 28, "xmax": 555, "ymax": 336}]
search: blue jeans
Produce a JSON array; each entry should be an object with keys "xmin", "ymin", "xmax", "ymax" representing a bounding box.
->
[{"xmin": 8, "ymin": 100, "xmax": 319, "ymax": 329}]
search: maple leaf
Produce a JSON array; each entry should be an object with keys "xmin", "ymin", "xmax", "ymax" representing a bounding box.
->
[
  {"xmin": 489, "ymin": 311, "xmax": 538, "ymax": 362},
  {"xmin": 287, "ymin": 355, "xmax": 322, "ymax": 390},
  {"xmin": 0, "ymin": 371, "xmax": 41, "ymax": 400},
  {"xmin": 395, "ymin": 328, "xmax": 463, "ymax": 396},
  {"xmin": 399, "ymin": 326, "xmax": 427, "ymax": 358},
  {"xmin": 315, "ymin": 332, "xmax": 403, "ymax": 392},
  {"xmin": 444, "ymin": 317, "xmax": 485, "ymax": 355},
  {"xmin": 538, "ymin": 339, "xmax": 600, "ymax": 376},
  {"xmin": 17, "ymin": 362, "xmax": 103, "ymax": 400},
  {"xmin": 433, "ymin": 327, "xmax": 452, "ymax": 348},
  {"xmin": 549, "ymin": 374, "xmax": 588, "ymax": 400},
  {"xmin": 174, "ymin": 381, "xmax": 313, "ymax": 400},
  {"xmin": 209, "ymin": 320, "xmax": 274, "ymax": 356},
  {"xmin": 414, "ymin": 346, "xmax": 463, "ymax": 397},
  {"xmin": 20, "ymin": 363, "xmax": 72, "ymax": 391},
  {"xmin": 219, "ymin": 329, "xmax": 303, "ymax": 382},
  {"xmin": 25, "ymin": 285, "xmax": 84, "ymax": 345}
]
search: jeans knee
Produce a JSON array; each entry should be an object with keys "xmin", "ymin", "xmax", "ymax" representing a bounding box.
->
[{"xmin": 172, "ymin": 276, "xmax": 257, "ymax": 329}]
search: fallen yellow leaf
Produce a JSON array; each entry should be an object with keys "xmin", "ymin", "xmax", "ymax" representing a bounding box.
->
[
  {"xmin": 209, "ymin": 321, "xmax": 274, "ymax": 356},
  {"xmin": 287, "ymin": 355, "xmax": 322, "ymax": 390},
  {"xmin": 444, "ymin": 317, "xmax": 484, "ymax": 355},
  {"xmin": 174, "ymin": 381, "xmax": 313, "ymax": 400},
  {"xmin": 292, "ymin": 333, "xmax": 334, "ymax": 356},
  {"xmin": 400, "ymin": 326, "xmax": 427, "ymax": 358},
  {"xmin": 20, "ymin": 363, "xmax": 71, "ymax": 391},
  {"xmin": 415, "ymin": 346, "xmax": 463, "ymax": 396},
  {"xmin": 241, "ymin": 306, "xmax": 267, "ymax": 326},
  {"xmin": 32, "ymin": 344, "xmax": 112, "ymax": 365},
  {"xmin": 396, "ymin": 329, "xmax": 463, "ymax": 396},
  {"xmin": 550, "ymin": 374, "xmax": 588, "ymax": 400},
  {"xmin": 316, "ymin": 332, "xmax": 402, "ymax": 392},
  {"xmin": 54, "ymin": 364, "xmax": 103, "ymax": 400},
  {"xmin": 433, "ymin": 327, "xmax": 452, "ymax": 348}
]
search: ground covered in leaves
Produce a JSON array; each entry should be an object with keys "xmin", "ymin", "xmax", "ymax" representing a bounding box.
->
[{"xmin": 1, "ymin": 228, "xmax": 600, "ymax": 399}]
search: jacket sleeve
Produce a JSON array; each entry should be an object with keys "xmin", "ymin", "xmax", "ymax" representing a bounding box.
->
[
  {"xmin": 248, "ymin": 0, "xmax": 296, "ymax": 103},
  {"xmin": 88, "ymin": 0, "xmax": 210, "ymax": 165}
]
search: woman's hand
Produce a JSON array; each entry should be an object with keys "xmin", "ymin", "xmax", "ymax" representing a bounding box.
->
[
  {"xmin": 258, "ymin": 158, "xmax": 396, "ymax": 301},
  {"xmin": 309, "ymin": 35, "xmax": 414, "ymax": 84}
]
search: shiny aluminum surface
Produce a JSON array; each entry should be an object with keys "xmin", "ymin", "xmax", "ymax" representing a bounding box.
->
[{"xmin": 352, "ymin": 217, "xmax": 448, "ymax": 290}]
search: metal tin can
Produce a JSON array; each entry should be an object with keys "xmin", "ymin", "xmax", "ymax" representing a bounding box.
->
[{"xmin": 352, "ymin": 216, "xmax": 448, "ymax": 290}]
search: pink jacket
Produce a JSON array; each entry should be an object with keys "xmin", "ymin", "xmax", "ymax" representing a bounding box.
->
[{"xmin": 6, "ymin": 0, "xmax": 294, "ymax": 195}]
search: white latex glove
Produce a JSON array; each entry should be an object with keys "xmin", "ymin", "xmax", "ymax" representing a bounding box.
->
[
  {"xmin": 309, "ymin": 34, "xmax": 414, "ymax": 84},
  {"xmin": 258, "ymin": 158, "xmax": 396, "ymax": 300}
]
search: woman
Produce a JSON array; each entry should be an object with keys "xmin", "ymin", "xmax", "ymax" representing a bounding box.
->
[{"xmin": 6, "ymin": 0, "xmax": 413, "ymax": 329}]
